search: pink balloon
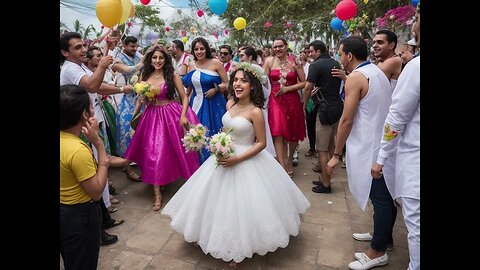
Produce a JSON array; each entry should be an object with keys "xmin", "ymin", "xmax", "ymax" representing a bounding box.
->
[
  {"xmin": 140, "ymin": 0, "xmax": 150, "ymax": 5},
  {"xmin": 264, "ymin": 21, "xmax": 271, "ymax": 28},
  {"xmin": 335, "ymin": 0, "xmax": 357, "ymax": 21},
  {"xmin": 197, "ymin": 10, "xmax": 204, "ymax": 17}
]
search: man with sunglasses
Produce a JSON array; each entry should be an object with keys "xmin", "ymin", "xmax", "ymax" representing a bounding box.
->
[{"xmin": 219, "ymin": 44, "xmax": 238, "ymax": 74}]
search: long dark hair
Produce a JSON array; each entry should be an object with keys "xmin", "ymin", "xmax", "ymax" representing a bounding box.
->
[
  {"xmin": 141, "ymin": 47, "xmax": 176, "ymax": 100},
  {"xmin": 228, "ymin": 69, "xmax": 265, "ymax": 109}
]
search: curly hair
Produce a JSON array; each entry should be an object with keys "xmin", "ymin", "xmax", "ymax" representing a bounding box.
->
[
  {"xmin": 228, "ymin": 69, "xmax": 265, "ymax": 109},
  {"xmin": 141, "ymin": 47, "xmax": 176, "ymax": 100}
]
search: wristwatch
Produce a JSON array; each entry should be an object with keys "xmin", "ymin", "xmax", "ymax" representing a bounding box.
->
[{"xmin": 118, "ymin": 86, "xmax": 124, "ymax": 93}]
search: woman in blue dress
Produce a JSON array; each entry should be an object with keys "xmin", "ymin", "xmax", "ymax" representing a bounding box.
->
[{"xmin": 183, "ymin": 37, "xmax": 229, "ymax": 163}]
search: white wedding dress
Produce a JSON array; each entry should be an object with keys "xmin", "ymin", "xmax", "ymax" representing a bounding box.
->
[{"xmin": 161, "ymin": 111, "xmax": 310, "ymax": 263}]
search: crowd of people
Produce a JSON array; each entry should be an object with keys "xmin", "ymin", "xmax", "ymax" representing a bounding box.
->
[{"xmin": 59, "ymin": 4, "xmax": 420, "ymax": 269}]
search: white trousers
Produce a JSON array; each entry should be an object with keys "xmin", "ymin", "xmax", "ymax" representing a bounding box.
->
[{"xmin": 401, "ymin": 197, "xmax": 420, "ymax": 270}]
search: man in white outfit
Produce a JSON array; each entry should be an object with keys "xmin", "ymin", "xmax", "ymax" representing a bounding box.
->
[
  {"xmin": 371, "ymin": 4, "xmax": 420, "ymax": 270},
  {"xmin": 326, "ymin": 36, "xmax": 396, "ymax": 270}
]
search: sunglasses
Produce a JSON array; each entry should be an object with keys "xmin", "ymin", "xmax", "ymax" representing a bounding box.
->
[{"xmin": 220, "ymin": 52, "xmax": 230, "ymax": 56}]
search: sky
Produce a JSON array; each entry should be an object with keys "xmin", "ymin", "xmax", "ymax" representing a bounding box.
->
[
  {"xmin": 60, "ymin": 0, "xmax": 225, "ymax": 46},
  {"xmin": 61, "ymin": 0, "xmax": 193, "ymax": 30}
]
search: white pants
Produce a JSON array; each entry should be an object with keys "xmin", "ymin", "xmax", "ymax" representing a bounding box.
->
[
  {"xmin": 401, "ymin": 197, "xmax": 420, "ymax": 270},
  {"xmin": 91, "ymin": 123, "xmax": 111, "ymax": 208}
]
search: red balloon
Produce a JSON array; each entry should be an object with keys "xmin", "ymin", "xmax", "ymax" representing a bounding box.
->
[
  {"xmin": 197, "ymin": 10, "xmax": 204, "ymax": 17},
  {"xmin": 165, "ymin": 27, "xmax": 170, "ymax": 32},
  {"xmin": 335, "ymin": 0, "xmax": 357, "ymax": 21},
  {"xmin": 140, "ymin": 0, "xmax": 150, "ymax": 5}
]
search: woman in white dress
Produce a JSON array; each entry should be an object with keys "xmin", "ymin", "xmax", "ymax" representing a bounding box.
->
[{"xmin": 161, "ymin": 63, "xmax": 310, "ymax": 268}]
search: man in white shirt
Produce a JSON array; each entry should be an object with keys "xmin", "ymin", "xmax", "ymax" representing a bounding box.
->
[
  {"xmin": 326, "ymin": 36, "xmax": 396, "ymax": 270},
  {"xmin": 371, "ymin": 4, "xmax": 420, "ymax": 270},
  {"xmin": 171, "ymin": 39, "xmax": 192, "ymax": 76}
]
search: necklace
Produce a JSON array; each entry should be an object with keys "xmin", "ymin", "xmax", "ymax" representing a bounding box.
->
[
  {"xmin": 153, "ymin": 73, "xmax": 162, "ymax": 79},
  {"xmin": 235, "ymin": 103, "xmax": 250, "ymax": 113}
]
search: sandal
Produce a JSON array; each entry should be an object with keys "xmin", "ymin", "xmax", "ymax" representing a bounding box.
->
[
  {"xmin": 105, "ymin": 219, "xmax": 125, "ymax": 229},
  {"xmin": 107, "ymin": 206, "xmax": 118, "ymax": 213},
  {"xmin": 304, "ymin": 150, "xmax": 315, "ymax": 158},
  {"xmin": 313, "ymin": 165, "xmax": 322, "ymax": 173},
  {"xmin": 152, "ymin": 196, "xmax": 162, "ymax": 211},
  {"xmin": 125, "ymin": 169, "xmax": 142, "ymax": 182},
  {"xmin": 110, "ymin": 196, "xmax": 120, "ymax": 204}
]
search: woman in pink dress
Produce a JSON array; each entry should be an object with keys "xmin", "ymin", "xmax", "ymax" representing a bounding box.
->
[
  {"xmin": 264, "ymin": 37, "xmax": 306, "ymax": 176},
  {"xmin": 124, "ymin": 46, "xmax": 200, "ymax": 211}
]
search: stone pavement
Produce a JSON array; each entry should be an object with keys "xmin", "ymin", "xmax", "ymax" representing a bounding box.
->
[{"xmin": 97, "ymin": 140, "xmax": 409, "ymax": 269}]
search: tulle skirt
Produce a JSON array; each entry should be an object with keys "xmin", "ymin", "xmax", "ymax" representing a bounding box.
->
[{"xmin": 161, "ymin": 147, "xmax": 310, "ymax": 262}]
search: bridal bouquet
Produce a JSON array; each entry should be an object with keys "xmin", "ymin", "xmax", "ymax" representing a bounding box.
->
[
  {"xmin": 182, "ymin": 124, "xmax": 208, "ymax": 152},
  {"xmin": 133, "ymin": 81, "xmax": 160, "ymax": 101},
  {"xmin": 206, "ymin": 129, "xmax": 234, "ymax": 167}
]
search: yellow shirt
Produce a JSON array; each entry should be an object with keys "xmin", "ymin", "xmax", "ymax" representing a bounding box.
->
[{"xmin": 60, "ymin": 131, "xmax": 97, "ymax": 205}]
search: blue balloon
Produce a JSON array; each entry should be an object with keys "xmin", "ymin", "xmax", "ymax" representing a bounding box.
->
[
  {"xmin": 208, "ymin": 0, "xmax": 228, "ymax": 16},
  {"xmin": 411, "ymin": 0, "xmax": 420, "ymax": 6},
  {"xmin": 330, "ymin": 17, "xmax": 343, "ymax": 31}
]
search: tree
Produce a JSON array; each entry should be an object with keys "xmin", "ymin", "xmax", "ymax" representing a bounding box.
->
[{"xmin": 132, "ymin": 4, "xmax": 166, "ymax": 42}]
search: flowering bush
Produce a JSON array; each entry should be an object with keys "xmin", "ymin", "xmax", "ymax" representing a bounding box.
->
[
  {"xmin": 182, "ymin": 124, "xmax": 208, "ymax": 152},
  {"xmin": 206, "ymin": 129, "xmax": 234, "ymax": 167},
  {"xmin": 133, "ymin": 81, "xmax": 160, "ymax": 101},
  {"xmin": 375, "ymin": 5, "xmax": 416, "ymax": 31}
]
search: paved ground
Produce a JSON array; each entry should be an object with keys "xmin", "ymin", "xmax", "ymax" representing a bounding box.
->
[{"xmin": 95, "ymin": 140, "xmax": 409, "ymax": 269}]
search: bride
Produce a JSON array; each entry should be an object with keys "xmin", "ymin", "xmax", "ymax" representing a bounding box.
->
[{"xmin": 161, "ymin": 63, "xmax": 310, "ymax": 268}]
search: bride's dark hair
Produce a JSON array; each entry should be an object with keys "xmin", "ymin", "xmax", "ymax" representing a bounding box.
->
[{"xmin": 228, "ymin": 69, "xmax": 265, "ymax": 109}]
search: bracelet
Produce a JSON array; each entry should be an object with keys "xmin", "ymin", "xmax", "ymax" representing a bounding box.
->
[{"xmin": 333, "ymin": 153, "xmax": 342, "ymax": 157}]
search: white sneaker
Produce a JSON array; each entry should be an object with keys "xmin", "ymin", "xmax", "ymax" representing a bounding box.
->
[
  {"xmin": 348, "ymin": 253, "xmax": 388, "ymax": 270},
  {"xmin": 352, "ymin": 232, "xmax": 373, "ymax": 241},
  {"xmin": 354, "ymin": 252, "xmax": 365, "ymax": 260}
]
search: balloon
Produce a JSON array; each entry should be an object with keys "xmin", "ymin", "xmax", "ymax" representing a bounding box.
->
[
  {"xmin": 182, "ymin": 36, "xmax": 188, "ymax": 44},
  {"xmin": 208, "ymin": 0, "xmax": 228, "ymax": 16},
  {"xmin": 224, "ymin": 29, "xmax": 229, "ymax": 35},
  {"xmin": 335, "ymin": 0, "xmax": 357, "ymax": 21},
  {"xmin": 330, "ymin": 17, "xmax": 344, "ymax": 31},
  {"xmin": 140, "ymin": 0, "xmax": 150, "ymax": 5},
  {"xmin": 181, "ymin": 30, "xmax": 187, "ymax": 37},
  {"xmin": 233, "ymin": 17, "xmax": 247, "ymax": 30},
  {"xmin": 119, "ymin": 0, "xmax": 132, "ymax": 25},
  {"xmin": 96, "ymin": 0, "xmax": 122, "ymax": 28},
  {"xmin": 129, "ymin": 4, "xmax": 135, "ymax": 18},
  {"xmin": 264, "ymin": 21, "xmax": 271, "ymax": 28},
  {"xmin": 197, "ymin": 10, "xmax": 204, "ymax": 17},
  {"xmin": 411, "ymin": 0, "xmax": 420, "ymax": 6},
  {"xmin": 165, "ymin": 27, "xmax": 170, "ymax": 32}
]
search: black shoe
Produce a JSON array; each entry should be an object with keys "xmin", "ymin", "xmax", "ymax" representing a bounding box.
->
[
  {"xmin": 312, "ymin": 180, "xmax": 322, "ymax": 185},
  {"xmin": 312, "ymin": 183, "xmax": 332, "ymax": 194},
  {"xmin": 100, "ymin": 231, "xmax": 118, "ymax": 246}
]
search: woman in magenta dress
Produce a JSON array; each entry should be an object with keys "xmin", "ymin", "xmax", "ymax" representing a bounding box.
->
[
  {"xmin": 124, "ymin": 46, "xmax": 200, "ymax": 211},
  {"xmin": 264, "ymin": 37, "xmax": 306, "ymax": 176}
]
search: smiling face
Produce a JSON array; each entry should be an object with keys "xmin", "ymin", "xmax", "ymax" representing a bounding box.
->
[
  {"xmin": 193, "ymin": 41, "xmax": 207, "ymax": 60},
  {"xmin": 232, "ymin": 70, "xmax": 252, "ymax": 100},
  {"xmin": 372, "ymin": 33, "xmax": 395, "ymax": 59},
  {"xmin": 273, "ymin": 39, "xmax": 287, "ymax": 57},
  {"xmin": 62, "ymin": 38, "xmax": 87, "ymax": 64},
  {"xmin": 151, "ymin": 50, "xmax": 166, "ymax": 70}
]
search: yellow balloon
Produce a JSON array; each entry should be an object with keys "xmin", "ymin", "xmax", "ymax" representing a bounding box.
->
[
  {"xmin": 96, "ymin": 0, "xmax": 122, "ymax": 28},
  {"xmin": 233, "ymin": 17, "xmax": 247, "ymax": 30},
  {"xmin": 119, "ymin": 0, "xmax": 132, "ymax": 24},
  {"xmin": 181, "ymin": 37, "xmax": 188, "ymax": 44},
  {"xmin": 129, "ymin": 3, "xmax": 135, "ymax": 18}
]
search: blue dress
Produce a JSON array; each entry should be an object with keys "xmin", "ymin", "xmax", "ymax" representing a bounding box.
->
[{"xmin": 182, "ymin": 68, "xmax": 226, "ymax": 163}]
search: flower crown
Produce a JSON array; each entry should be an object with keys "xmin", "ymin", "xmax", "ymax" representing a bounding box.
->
[{"xmin": 235, "ymin": 62, "xmax": 268, "ymax": 85}]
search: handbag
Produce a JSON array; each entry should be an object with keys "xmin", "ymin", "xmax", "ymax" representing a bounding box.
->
[
  {"xmin": 312, "ymin": 90, "xmax": 331, "ymax": 125},
  {"xmin": 130, "ymin": 111, "xmax": 143, "ymax": 130}
]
